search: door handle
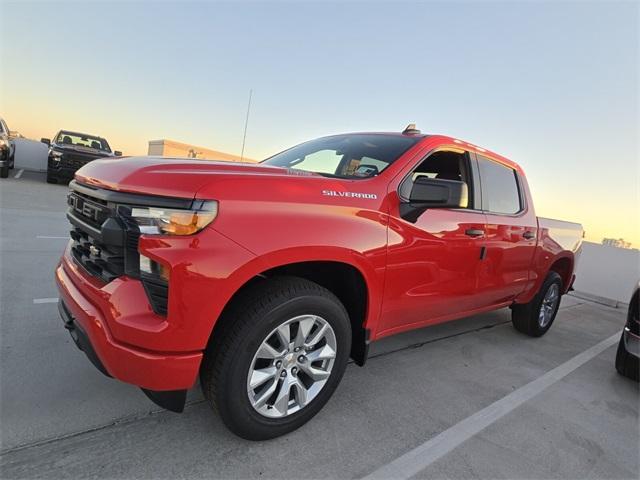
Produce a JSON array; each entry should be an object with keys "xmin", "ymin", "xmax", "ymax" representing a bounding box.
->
[
  {"xmin": 465, "ymin": 229, "xmax": 485, "ymax": 237},
  {"xmin": 523, "ymin": 231, "xmax": 536, "ymax": 240}
]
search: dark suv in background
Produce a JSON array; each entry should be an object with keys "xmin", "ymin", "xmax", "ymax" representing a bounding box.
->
[{"xmin": 42, "ymin": 130, "xmax": 121, "ymax": 184}]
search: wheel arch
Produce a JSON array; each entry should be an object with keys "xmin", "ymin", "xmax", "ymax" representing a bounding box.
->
[
  {"xmin": 548, "ymin": 255, "xmax": 574, "ymax": 293},
  {"xmin": 207, "ymin": 258, "xmax": 374, "ymax": 367}
]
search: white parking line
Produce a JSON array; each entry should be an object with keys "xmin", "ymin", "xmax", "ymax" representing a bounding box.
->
[
  {"xmin": 33, "ymin": 298, "xmax": 59, "ymax": 304},
  {"xmin": 36, "ymin": 236, "xmax": 68, "ymax": 239},
  {"xmin": 13, "ymin": 169, "xmax": 24, "ymax": 179},
  {"xmin": 361, "ymin": 333, "xmax": 619, "ymax": 480}
]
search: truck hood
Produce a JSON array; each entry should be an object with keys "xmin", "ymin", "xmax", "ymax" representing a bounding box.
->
[{"xmin": 74, "ymin": 156, "xmax": 310, "ymax": 199}]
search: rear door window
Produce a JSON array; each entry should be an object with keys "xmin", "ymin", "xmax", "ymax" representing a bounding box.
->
[{"xmin": 477, "ymin": 155, "xmax": 522, "ymax": 214}]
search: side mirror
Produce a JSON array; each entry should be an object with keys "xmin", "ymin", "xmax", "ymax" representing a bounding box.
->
[
  {"xmin": 41, "ymin": 138, "xmax": 51, "ymax": 146},
  {"xmin": 114, "ymin": 151, "xmax": 122, "ymax": 157},
  {"xmin": 401, "ymin": 177, "xmax": 468, "ymax": 223},
  {"xmin": 408, "ymin": 176, "xmax": 468, "ymax": 208}
]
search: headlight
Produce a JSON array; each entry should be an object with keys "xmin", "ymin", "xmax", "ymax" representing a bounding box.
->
[
  {"xmin": 49, "ymin": 149, "xmax": 63, "ymax": 158},
  {"xmin": 129, "ymin": 201, "xmax": 218, "ymax": 235},
  {"xmin": 0, "ymin": 138, "xmax": 7, "ymax": 148}
]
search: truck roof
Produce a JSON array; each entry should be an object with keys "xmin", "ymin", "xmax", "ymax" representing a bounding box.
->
[
  {"xmin": 57, "ymin": 130, "xmax": 107, "ymax": 140},
  {"xmin": 328, "ymin": 131, "xmax": 524, "ymax": 174}
]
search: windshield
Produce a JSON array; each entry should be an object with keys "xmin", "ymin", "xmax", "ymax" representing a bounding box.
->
[
  {"xmin": 56, "ymin": 132, "xmax": 111, "ymax": 152},
  {"xmin": 262, "ymin": 134, "xmax": 420, "ymax": 178}
]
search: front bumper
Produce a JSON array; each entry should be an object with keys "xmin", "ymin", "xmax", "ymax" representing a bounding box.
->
[{"xmin": 55, "ymin": 257, "xmax": 202, "ymax": 392}]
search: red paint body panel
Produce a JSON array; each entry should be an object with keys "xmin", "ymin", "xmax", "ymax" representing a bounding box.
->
[
  {"xmin": 56, "ymin": 254, "xmax": 201, "ymax": 390},
  {"xmin": 56, "ymin": 133, "xmax": 583, "ymax": 392}
]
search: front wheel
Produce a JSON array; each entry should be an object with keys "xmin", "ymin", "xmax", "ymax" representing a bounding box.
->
[
  {"xmin": 200, "ymin": 276, "xmax": 351, "ymax": 440},
  {"xmin": 0, "ymin": 165, "xmax": 8, "ymax": 178},
  {"xmin": 512, "ymin": 271, "xmax": 562, "ymax": 337}
]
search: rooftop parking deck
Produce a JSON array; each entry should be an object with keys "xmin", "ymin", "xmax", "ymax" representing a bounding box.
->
[{"xmin": 0, "ymin": 171, "xmax": 638, "ymax": 479}]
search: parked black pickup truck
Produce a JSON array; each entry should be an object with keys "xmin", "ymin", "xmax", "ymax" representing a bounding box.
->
[{"xmin": 42, "ymin": 130, "xmax": 122, "ymax": 184}]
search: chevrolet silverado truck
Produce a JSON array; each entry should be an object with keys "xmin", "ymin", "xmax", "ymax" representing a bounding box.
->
[
  {"xmin": 55, "ymin": 126, "xmax": 583, "ymax": 439},
  {"xmin": 42, "ymin": 130, "xmax": 122, "ymax": 184}
]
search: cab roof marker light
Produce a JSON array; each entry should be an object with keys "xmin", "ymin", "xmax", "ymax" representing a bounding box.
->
[{"xmin": 402, "ymin": 123, "xmax": 421, "ymax": 135}]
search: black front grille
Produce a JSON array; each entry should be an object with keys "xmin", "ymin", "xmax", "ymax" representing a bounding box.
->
[
  {"xmin": 70, "ymin": 228, "xmax": 125, "ymax": 282},
  {"xmin": 61, "ymin": 153, "xmax": 95, "ymax": 170},
  {"xmin": 68, "ymin": 191, "xmax": 111, "ymax": 230},
  {"xmin": 65, "ymin": 180, "xmax": 193, "ymax": 315}
]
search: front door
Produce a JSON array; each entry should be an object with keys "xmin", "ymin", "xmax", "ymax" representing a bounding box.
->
[{"xmin": 378, "ymin": 149, "xmax": 488, "ymax": 337}]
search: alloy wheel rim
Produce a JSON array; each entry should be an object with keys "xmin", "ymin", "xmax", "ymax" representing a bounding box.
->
[
  {"xmin": 539, "ymin": 283, "xmax": 559, "ymax": 327},
  {"xmin": 247, "ymin": 314, "xmax": 337, "ymax": 418}
]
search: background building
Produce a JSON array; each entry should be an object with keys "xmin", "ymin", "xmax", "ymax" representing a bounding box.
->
[
  {"xmin": 148, "ymin": 139, "xmax": 256, "ymax": 163},
  {"xmin": 602, "ymin": 238, "xmax": 633, "ymax": 249}
]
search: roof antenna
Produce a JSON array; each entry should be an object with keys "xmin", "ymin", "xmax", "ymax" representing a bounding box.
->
[
  {"xmin": 240, "ymin": 89, "xmax": 253, "ymax": 162},
  {"xmin": 402, "ymin": 123, "xmax": 421, "ymax": 135}
]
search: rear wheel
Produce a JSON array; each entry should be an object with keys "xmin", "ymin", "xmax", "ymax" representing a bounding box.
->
[
  {"xmin": 512, "ymin": 271, "xmax": 562, "ymax": 337},
  {"xmin": 200, "ymin": 276, "xmax": 351, "ymax": 440}
]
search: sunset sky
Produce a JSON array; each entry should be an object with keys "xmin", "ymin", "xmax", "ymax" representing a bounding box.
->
[{"xmin": 1, "ymin": 1, "xmax": 638, "ymax": 247}]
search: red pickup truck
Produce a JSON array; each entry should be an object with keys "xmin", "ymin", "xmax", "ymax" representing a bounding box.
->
[{"xmin": 56, "ymin": 126, "xmax": 583, "ymax": 439}]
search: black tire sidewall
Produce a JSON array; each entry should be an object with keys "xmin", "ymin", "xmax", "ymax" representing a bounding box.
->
[
  {"xmin": 216, "ymin": 292, "xmax": 351, "ymax": 440},
  {"xmin": 0, "ymin": 166, "xmax": 8, "ymax": 178}
]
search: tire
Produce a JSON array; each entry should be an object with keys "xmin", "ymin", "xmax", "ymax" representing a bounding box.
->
[
  {"xmin": 46, "ymin": 172, "xmax": 57, "ymax": 184},
  {"xmin": 512, "ymin": 271, "xmax": 562, "ymax": 337},
  {"xmin": 200, "ymin": 276, "xmax": 352, "ymax": 440},
  {"xmin": 9, "ymin": 151, "xmax": 15, "ymax": 169},
  {"xmin": 0, "ymin": 165, "xmax": 8, "ymax": 178},
  {"xmin": 615, "ymin": 333, "xmax": 639, "ymax": 381}
]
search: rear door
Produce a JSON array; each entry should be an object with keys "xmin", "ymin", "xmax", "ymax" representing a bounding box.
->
[{"xmin": 476, "ymin": 154, "xmax": 537, "ymax": 305}]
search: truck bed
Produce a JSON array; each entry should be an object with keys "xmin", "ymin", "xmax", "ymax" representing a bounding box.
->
[{"xmin": 538, "ymin": 216, "xmax": 584, "ymax": 253}]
